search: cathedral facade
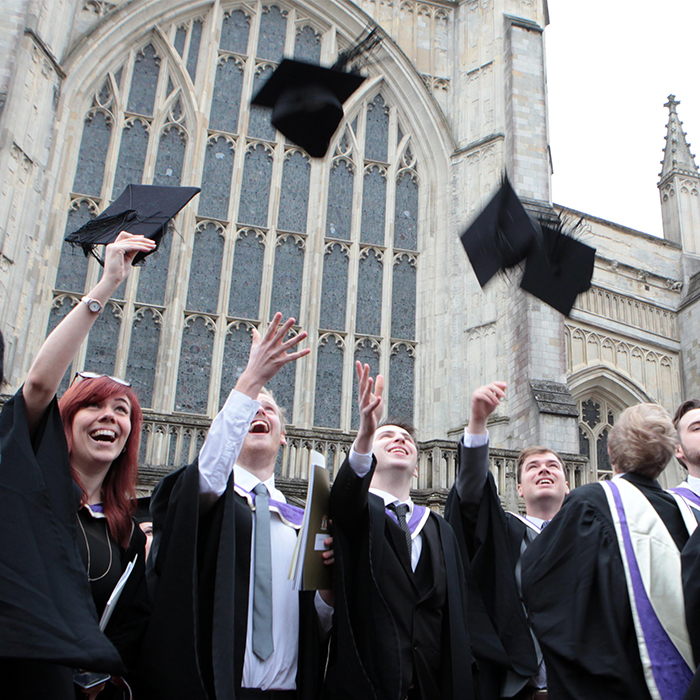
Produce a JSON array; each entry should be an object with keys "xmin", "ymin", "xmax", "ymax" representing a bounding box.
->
[{"xmin": 1, "ymin": 0, "xmax": 697, "ymax": 507}]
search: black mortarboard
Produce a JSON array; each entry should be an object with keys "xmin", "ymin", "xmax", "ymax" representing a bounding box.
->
[
  {"xmin": 251, "ymin": 59, "xmax": 365, "ymax": 158},
  {"xmin": 459, "ymin": 177, "xmax": 540, "ymax": 287},
  {"xmin": 65, "ymin": 184, "xmax": 200, "ymax": 264},
  {"xmin": 520, "ymin": 220, "xmax": 596, "ymax": 316},
  {"xmin": 135, "ymin": 496, "xmax": 152, "ymax": 523}
]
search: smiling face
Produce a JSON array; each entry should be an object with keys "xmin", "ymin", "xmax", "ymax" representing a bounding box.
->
[
  {"xmin": 70, "ymin": 395, "xmax": 132, "ymax": 470},
  {"xmin": 517, "ymin": 451, "xmax": 569, "ymax": 510},
  {"xmin": 373, "ymin": 424, "xmax": 418, "ymax": 478},
  {"xmin": 245, "ymin": 392, "xmax": 286, "ymax": 450},
  {"xmin": 675, "ymin": 407, "xmax": 700, "ymax": 475}
]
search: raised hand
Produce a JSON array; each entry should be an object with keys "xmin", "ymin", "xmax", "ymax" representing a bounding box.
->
[
  {"xmin": 234, "ymin": 312, "xmax": 310, "ymax": 400},
  {"xmin": 354, "ymin": 361, "xmax": 384, "ymax": 455},
  {"xmin": 468, "ymin": 381, "xmax": 507, "ymax": 435},
  {"xmin": 99, "ymin": 231, "xmax": 156, "ymax": 293}
]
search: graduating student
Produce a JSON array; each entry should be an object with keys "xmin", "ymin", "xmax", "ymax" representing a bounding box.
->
[
  {"xmin": 0, "ymin": 232, "xmax": 155, "ymax": 700},
  {"xmin": 325, "ymin": 363, "xmax": 475, "ymax": 700},
  {"xmin": 682, "ymin": 525, "xmax": 700, "ymax": 699},
  {"xmin": 671, "ymin": 399, "xmax": 700, "ymax": 508},
  {"xmin": 444, "ymin": 381, "xmax": 568, "ymax": 699},
  {"xmin": 140, "ymin": 314, "xmax": 333, "ymax": 700},
  {"xmin": 522, "ymin": 403, "xmax": 698, "ymax": 700}
]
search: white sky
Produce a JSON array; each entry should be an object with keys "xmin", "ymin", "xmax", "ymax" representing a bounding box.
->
[{"xmin": 545, "ymin": 1, "xmax": 700, "ymax": 237}]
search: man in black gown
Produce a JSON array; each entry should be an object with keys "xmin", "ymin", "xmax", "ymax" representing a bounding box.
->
[
  {"xmin": 325, "ymin": 362, "xmax": 475, "ymax": 700},
  {"xmin": 140, "ymin": 315, "xmax": 332, "ymax": 700},
  {"xmin": 444, "ymin": 381, "xmax": 568, "ymax": 700},
  {"xmin": 521, "ymin": 403, "xmax": 697, "ymax": 700}
]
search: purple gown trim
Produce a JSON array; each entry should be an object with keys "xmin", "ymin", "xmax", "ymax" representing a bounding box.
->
[
  {"xmin": 608, "ymin": 481, "xmax": 693, "ymax": 700},
  {"xmin": 670, "ymin": 485, "xmax": 700, "ymax": 510},
  {"xmin": 237, "ymin": 483, "xmax": 305, "ymax": 528},
  {"xmin": 385, "ymin": 503, "xmax": 429, "ymax": 537}
]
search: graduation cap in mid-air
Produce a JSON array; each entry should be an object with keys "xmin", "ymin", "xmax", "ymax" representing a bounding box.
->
[
  {"xmin": 251, "ymin": 28, "xmax": 382, "ymax": 158},
  {"xmin": 459, "ymin": 175, "xmax": 596, "ymax": 316},
  {"xmin": 65, "ymin": 184, "xmax": 200, "ymax": 265},
  {"xmin": 460, "ymin": 176, "xmax": 540, "ymax": 287},
  {"xmin": 520, "ymin": 219, "xmax": 596, "ymax": 316}
]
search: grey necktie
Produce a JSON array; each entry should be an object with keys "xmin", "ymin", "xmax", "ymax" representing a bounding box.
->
[
  {"xmin": 388, "ymin": 502, "xmax": 412, "ymax": 559},
  {"xmin": 252, "ymin": 483, "xmax": 273, "ymax": 661}
]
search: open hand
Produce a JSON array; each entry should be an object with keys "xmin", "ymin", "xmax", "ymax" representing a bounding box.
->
[
  {"xmin": 468, "ymin": 381, "xmax": 507, "ymax": 434},
  {"xmin": 101, "ymin": 231, "xmax": 156, "ymax": 289},
  {"xmin": 234, "ymin": 313, "xmax": 310, "ymax": 400},
  {"xmin": 354, "ymin": 361, "xmax": 384, "ymax": 454}
]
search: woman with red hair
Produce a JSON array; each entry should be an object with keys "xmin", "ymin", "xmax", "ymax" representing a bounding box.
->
[{"xmin": 0, "ymin": 232, "xmax": 155, "ymax": 699}]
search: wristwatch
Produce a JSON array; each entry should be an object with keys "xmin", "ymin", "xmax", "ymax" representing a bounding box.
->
[{"xmin": 81, "ymin": 296, "xmax": 103, "ymax": 314}]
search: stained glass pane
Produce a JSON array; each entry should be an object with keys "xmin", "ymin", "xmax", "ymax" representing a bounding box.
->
[
  {"xmin": 394, "ymin": 172, "xmax": 418, "ymax": 250},
  {"xmin": 270, "ymin": 236, "xmax": 304, "ymax": 320},
  {"xmin": 361, "ymin": 166, "xmax": 387, "ymax": 245},
  {"xmin": 248, "ymin": 65, "xmax": 276, "ymax": 141},
  {"xmin": 314, "ymin": 336, "xmax": 344, "ymax": 428},
  {"xmin": 136, "ymin": 226, "xmax": 171, "ymax": 305},
  {"xmin": 221, "ymin": 10, "xmax": 250, "ymax": 53},
  {"xmin": 365, "ymin": 94, "xmax": 389, "ymax": 162},
  {"xmin": 56, "ymin": 202, "xmax": 93, "ymax": 292},
  {"xmin": 579, "ymin": 427, "xmax": 590, "ymax": 458},
  {"xmin": 356, "ymin": 249, "xmax": 383, "ymax": 335},
  {"xmin": 84, "ymin": 303, "xmax": 121, "ymax": 377},
  {"xmin": 388, "ymin": 344, "xmax": 414, "ymax": 423},
  {"xmin": 229, "ymin": 230, "xmax": 264, "ymax": 319},
  {"xmin": 582, "ymin": 399, "xmax": 601, "ymax": 428},
  {"xmin": 238, "ymin": 144, "xmax": 273, "ymax": 227},
  {"xmin": 326, "ymin": 160, "xmax": 353, "ymax": 240},
  {"xmin": 127, "ymin": 45, "xmax": 160, "ymax": 116},
  {"xmin": 175, "ymin": 316, "xmax": 214, "ymax": 414},
  {"xmin": 186, "ymin": 223, "xmax": 223, "ymax": 313},
  {"xmin": 186, "ymin": 20, "xmax": 203, "ymax": 81},
  {"xmin": 257, "ymin": 6, "xmax": 287, "ymax": 62},
  {"xmin": 198, "ymin": 137, "xmax": 234, "ymax": 220},
  {"xmin": 352, "ymin": 339, "xmax": 380, "ymax": 430},
  {"xmin": 113, "ymin": 119, "xmax": 149, "ymax": 196},
  {"xmin": 391, "ymin": 255, "xmax": 416, "ymax": 340},
  {"xmin": 174, "ymin": 27, "xmax": 187, "ymax": 57},
  {"xmin": 278, "ymin": 151, "xmax": 310, "ymax": 232},
  {"xmin": 73, "ymin": 111, "xmax": 111, "ymax": 197},
  {"xmin": 597, "ymin": 428, "xmax": 612, "ymax": 476},
  {"xmin": 127, "ymin": 308, "xmax": 161, "ymax": 408},
  {"xmin": 267, "ymin": 360, "xmax": 295, "ymax": 423},
  {"xmin": 210, "ymin": 57, "xmax": 244, "ymax": 134},
  {"xmin": 319, "ymin": 244, "xmax": 348, "ymax": 331},
  {"xmin": 219, "ymin": 323, "xmax": 253, "ymax": 408},
  {"xmin": 294, "ymin": 26, "xmax": 321, "ymax": 63},
  {"xmin": 46, "ymin": 296, "xmax": 77, "ymax": 395},
  {"xmin": 153, "ymin": 126, "xmax": 186, "ymax": 187}
]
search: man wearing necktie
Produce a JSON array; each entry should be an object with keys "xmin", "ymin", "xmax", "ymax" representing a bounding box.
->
[
  {"xmin": 444, "ymin": 381, "xmax": 569, "ymax": 700},
  {"xmin": 325, "ymin": 363, "xmax": 475, "ymax": 700},
  {"xmin": 141, "ymin": 315, "xmax": 333, "ymax": 700}
]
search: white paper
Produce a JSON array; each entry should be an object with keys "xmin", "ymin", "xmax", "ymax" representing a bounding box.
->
[
  {"xmin": 314, "ymin": 533, "xmax": 329, "ymax": 551},
  {"xmin": 99, "ymin": 555, "xmax": 138, "ymax": 632}
]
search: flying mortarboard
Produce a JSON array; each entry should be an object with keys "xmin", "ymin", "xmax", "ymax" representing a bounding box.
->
[
  {"xmin": 251, "ymin": 28, "xmax": 382, "ymax": 158},
  {"xmin": 459, "ymin": 176, "xmax": 540, "ymax": 287},
  {"xmin": 65, "ymin": 184, "xmax": 200, "ymax": 265},
  {"xmin": 520, "ymin": 219, "xmax": 596, "ymax": 316}
]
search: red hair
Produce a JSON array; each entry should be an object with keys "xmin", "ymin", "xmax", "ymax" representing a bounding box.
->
[{"xmin": 59, "ymin": 376, "xmax": 143, "ymax": 549}]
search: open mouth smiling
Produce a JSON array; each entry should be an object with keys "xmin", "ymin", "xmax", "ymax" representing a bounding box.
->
[
  {"xmin": 249, "ymin": 420, "xmax": 270, "ymax": 434},
  {"xmin": 536, "ymin": 476, "xmax": 555, "ymax": 486},
  {"xmin": 388, "ymin": 446, "xmax": 409, "ymax": 456},
  {"xmin": 90, "ymin": 429, "xmax": 117, "ymax": 443}
]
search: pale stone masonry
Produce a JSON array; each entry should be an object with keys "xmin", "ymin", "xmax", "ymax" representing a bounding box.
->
[{"xmin": 0, "ymin": 0, "xmax": 694, "ymax": 506}]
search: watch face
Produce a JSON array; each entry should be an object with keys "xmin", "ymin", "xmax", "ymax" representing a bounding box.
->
[{"xmin": 88, "ymin": 300, "xmax": 101, "ymax": 313}]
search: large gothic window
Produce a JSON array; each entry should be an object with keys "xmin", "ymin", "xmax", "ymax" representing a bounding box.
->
[
  {"xmin": 51, "ymin": 5, "xmax": 424, "ymax": 464},
  {"xmin": 578, "ymin": 395, "xmax": 622, "ymax": 481}
]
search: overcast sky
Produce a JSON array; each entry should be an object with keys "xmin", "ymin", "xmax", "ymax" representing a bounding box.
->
[{"xmin": 545, "ymin": 2, "xmax": 700, "ymax": 237}]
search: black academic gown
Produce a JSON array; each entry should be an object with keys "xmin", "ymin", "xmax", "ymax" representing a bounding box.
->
[
  {"xmin": 325, "ymin": 455, "xmax": 475, "ymax": 700},
  {"xmin": 521, "ymin": 472, "xmax": 694, "ymax": 700},
  {"xmin": 443, "ymin": 440, "xmax": 539, "ymax": 700},
  {"xmin": 139, "ymin": 461, "xmax": 325, "ymax": 700},
  {"xmin": 682, "ymin": 526, "xmax": 700, "ymax": 700},
  {"xmin": 0, "ymin": 390, "xmax": 125, "ymax": 698}
]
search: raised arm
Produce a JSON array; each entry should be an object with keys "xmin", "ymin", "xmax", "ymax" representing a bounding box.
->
[
  {"xmin": 23, "ymin": 232, "xmax": 155, "ymax": 435},
  {"xmin": 456, "ymin": 381, "xmax": 507, "ymax": 505}
]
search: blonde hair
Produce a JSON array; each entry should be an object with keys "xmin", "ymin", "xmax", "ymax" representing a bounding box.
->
[{"xmin": 607, "ymin": 403, "xmax": 678, "ymax": 479}]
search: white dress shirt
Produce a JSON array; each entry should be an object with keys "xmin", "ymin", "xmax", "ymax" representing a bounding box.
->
[
  {"xmin": 686, "ymin": 475, "xmax": 700, "ymax": 496},
  {"xmin": 198, "ymin": 389, "xmax": 333, "ymax": 690},
  {"xmin": 348, "ymin": 446, "xmax": 423, "ymax": 571}
]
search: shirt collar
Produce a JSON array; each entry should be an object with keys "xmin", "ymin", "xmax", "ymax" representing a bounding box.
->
[
  {"xmin": 369, "ymin": 487, "xmax": 414, "ymax": 515},
  {"xmin": 687, "ymin": 474, "xmax": 700, "ymax": 492},
  {"xmin": 234, "ymin": 464, "xmax": 285, "ymax": 502},
  {"xmin": 525, "ymin": 514, "xmax": 546, "ymax": 528}
]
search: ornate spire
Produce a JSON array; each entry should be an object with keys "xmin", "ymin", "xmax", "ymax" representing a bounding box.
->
[{"xmin": 659, "ymin": 94, "xmax": 699, "ymax": 184}]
